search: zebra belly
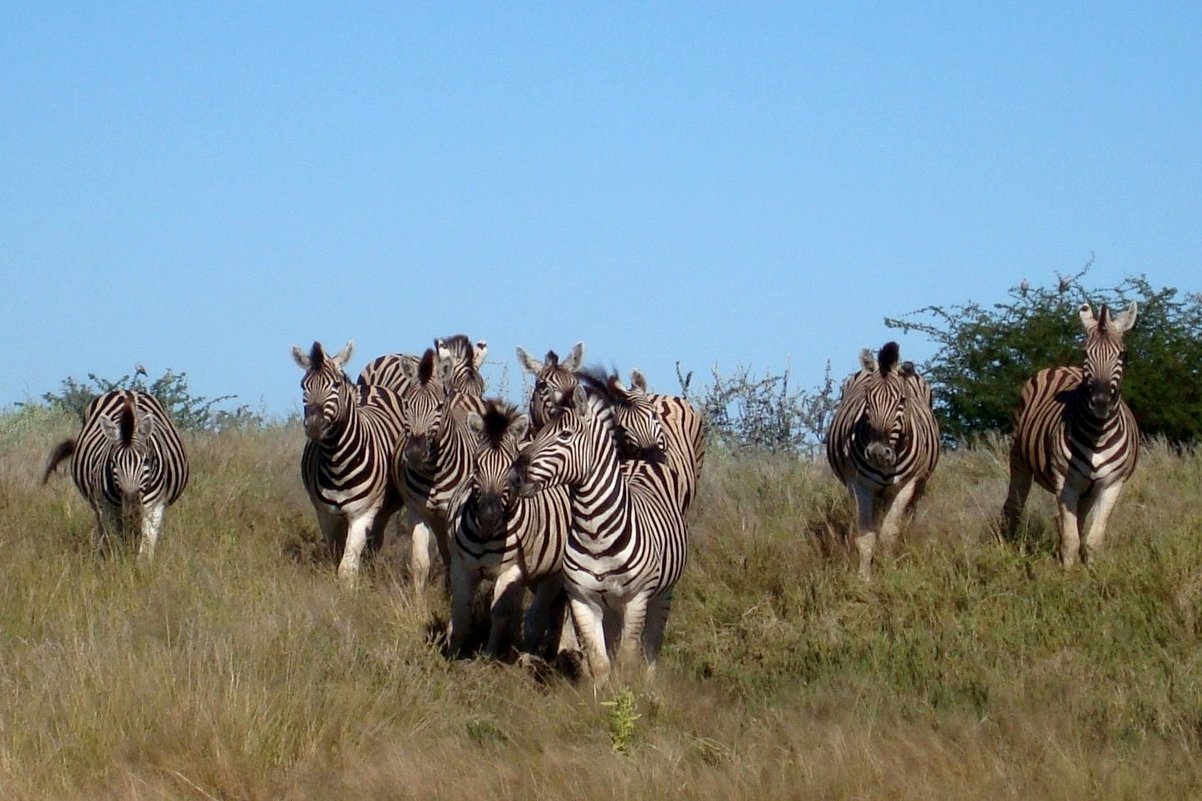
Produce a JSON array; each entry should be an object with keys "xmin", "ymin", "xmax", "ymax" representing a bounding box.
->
[{"xmin": 564, "ymin": 546, "xmax": 657, "ymax": 601}]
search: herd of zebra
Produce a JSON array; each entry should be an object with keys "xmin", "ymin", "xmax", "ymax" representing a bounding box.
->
[{"xmin": 39, "ymin": 300, "xmax": 1141, "ymax": 686}]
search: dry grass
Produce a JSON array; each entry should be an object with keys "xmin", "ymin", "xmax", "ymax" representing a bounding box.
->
[{"xmin": 3, "ymin": 408, "xmax": 1202, "ymax": 799}]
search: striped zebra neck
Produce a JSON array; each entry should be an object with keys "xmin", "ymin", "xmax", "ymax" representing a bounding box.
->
[
  {"xmin": 568, "ymin": 434, "xmax": 632, "ymax": 544},
  {"xmin": 1067, "ymin": 384, "xmax": 1127, "ymax": 439}
]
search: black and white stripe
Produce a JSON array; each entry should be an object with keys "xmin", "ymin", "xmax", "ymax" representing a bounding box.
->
[
  {"xmin": 516, "ymin": 342, "xmax": 585, "ymax": 431},
  {"xmin": 1002, "ymin": 302, "xmax": 1140, "ymax": 566},
  {"xmin": 292, "ymin": 340, "xmax": 406, "ymax": 583},
  {"xmin": 42, "ymin": 390, "xmax": 189, "ymax": 559},
  {"xmin": 826, "ymin": 342, "xmax": 940, "ymax": 578},
  {"xmin": 511, "ymin": 382, "xmax": 688, "ymax": 687},
  {"xmin": 629, "ymin": 369, "xmax": 706, "ymax": 515},
  {"xmin": 446, "ymin": 400, "xmax": 571, "ymax": 657}
]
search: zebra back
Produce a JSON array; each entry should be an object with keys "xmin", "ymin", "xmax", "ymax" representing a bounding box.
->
[
  {"xmin": 630, "ymin": 369, "xmax": 706, "ymax": 513},
  {"xmin": 357, "ymin": 352, "xmax": 421, "ymax": 396},
  {"xmin": 826, "ymin": 342, "xmax": 940, "ymax": 490}
]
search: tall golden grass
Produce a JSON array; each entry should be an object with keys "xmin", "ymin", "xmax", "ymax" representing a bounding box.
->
[{"xmin": 2, "ymin": 407, "xmax": 1201, "ymax": 799}]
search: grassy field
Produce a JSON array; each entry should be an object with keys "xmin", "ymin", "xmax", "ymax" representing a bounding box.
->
[{"xmin": 2, "ymin": 406, "xmax": 1201, "ymax": 799}]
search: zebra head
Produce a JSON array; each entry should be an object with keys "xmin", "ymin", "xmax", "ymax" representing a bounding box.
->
[
  {"xmin": 578, "ymin": 367, "xmax": 667, "ymax": 463},
  {"xmin": 291, "ymin": 341, "xmax": 355, "ymax": 442},
  {"xmin": 436, "ymin": 334, "xmax": 488, "ymax": 396},
  {"xmin": 854, "ymin": 342, "xmax": 911, "ymax": 470},
  {"xmin": 464, "ymin": 400, "xmax": 530, "ymax": 540},
  {"xmin": 97, "ymin": 394, "xmax": 158, "ymax": 513},
  {"xmin": 400, "ymin": 348, "xmax": 447, "ymax": 473},
  {"xmin": 516, "ymin": 342, "xmax": 585, "ymax": 430},
  {"xmin": 511, "ymin": 384, "xmax": 605, "ymax": 497},
  {"xmin": 1079, "ymin": 301, "xmax": 1137, "ymax": 419}
]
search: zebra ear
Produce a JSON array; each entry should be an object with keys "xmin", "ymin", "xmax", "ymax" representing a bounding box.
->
[
  {"xmin": 99, "ymin": 415, "xmax": 121, "ymax": 443},
  {"xmin": 1111, "ymin": 301, "xmax": 1138, "ymax": 335},
  {"xmin": 570, "ymin": 385, "xmax": 591, "ymax": 418},
  {"xmin": 562, "ymin": 342, "xmax": 585, "ymax": 372},
  {"xmin": 291, "ymin": 345, "xmax": 311, "ymax": 370},
  {"xmin": 859, "ymin": 349, "xmax": 876, "ymax": 373},
  {"xmin": 510, "ymin": 414, "xmax": 530, "ymax": 442},
  {"xmin": 331, "ymin": 341, "xmax": 354, "ymax": 370},
  {"xmin": 466, "ymin": 412, "xmax": 486, "ymax": 437},
  {"xmin": 630, "ymin": 368, "xmax": 647, "ymax": 392},
  {"xmin": 1079, "ymin": 303, "xmax": 1098, "ymax": 335},
  {"xmin": 516, "ymin": 347, "xmax": 543, "ymax": 376},
  {"xmin": 136, "ymin": 412, "xmax": 156, "ymax": 442},
  {"xmin": 473, "ymin": 340, "xmax": 488, "ymax": 368}
]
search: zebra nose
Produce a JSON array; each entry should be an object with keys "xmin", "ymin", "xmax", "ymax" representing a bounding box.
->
[{"xmin": 866, "ymin": 442, "xmax": 895, "ymax": 467}]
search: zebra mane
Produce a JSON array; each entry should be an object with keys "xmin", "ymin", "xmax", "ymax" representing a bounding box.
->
[
  {"xmin": 437, "ymin": 334, "xmax": 473, "ymax": 355},
  {"xmin": 418, "ymin": 348, "xmax": 437, "ymax": 386},
  {"xmin": 119, "ymin": 395, "xmax": 136, "ymax": 445},
  {"xmin": 877, "ymin": 342, "xmax": 901, "ymax": 374},
  {"xmin": 309, "ymin": 341, "xmax": 325, "ymax": 370},
  {"xmin": 479, "ymin": 399, "xmax": 521, "ymax": 447},
  {"xmin": 578, "ymin": 367, "xmax": 634, "ymax": 408}
]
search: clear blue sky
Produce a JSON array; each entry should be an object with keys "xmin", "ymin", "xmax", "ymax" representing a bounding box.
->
[{"xmin": 4, "ymin": 3, "xmax": 1199, "ymax": 417}]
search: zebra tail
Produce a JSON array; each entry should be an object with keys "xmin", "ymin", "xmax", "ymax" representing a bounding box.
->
[{"xmin": 42, "ymin": 439, "xmax": 76, "ymax": 485}]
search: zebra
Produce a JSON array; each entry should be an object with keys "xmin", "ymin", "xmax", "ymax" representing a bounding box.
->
[
  {"xmin": 511, "ymin": 381, "xmax": 688, "ymax": 687},
  {"xmin": 291, "ymin": 340, "xmax": 407, "ymax": 584},
  {"xmin": 42, "ymin": 390, "xmax": 189, "ymax": 560},
  {"xmin": 436, "ymin": 334, "xmax": 488, "ymax": 395},
  {"xmin": 392, "ymin": 348, "xmax": 486, "ymax": 592},
  {"xmin": 628, "ymin": 369, "xmax": 706, "ymax": 514},
  {"xmin": 445, "ymin": 399, "xmax": 571, "ymax": 658},
  {"xmin": 826, "ymin": 342, "xmax": 940, "ymax": 579},
  {"xmin": 1002, "ymin": 302, "xmax": 1140, "ymax": 566},
  {"xmin": 516, "ymin": 342, "xmax": 585, "ymax": 431}
]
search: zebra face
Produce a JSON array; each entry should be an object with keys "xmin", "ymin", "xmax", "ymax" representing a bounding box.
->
[
  {"xmin": 465, "ymin": 405, "xmax": 528, "ymax": 539},
  {"xmin": 99, "ymin": 410, "xmax": 157, "ymax": 510},
  {"xmin": 402, "ymin": 390, "xmax": 445, "ymax": 473},
  {"xmin": 1079, "ymin": 302, "xmax": 1137, "ymax": 420},
  {"xmin": 609, "ymin": 376, "xmax": 667, "ymax": 464},
  {"xmin": 856, "ymin": 381, "xmax": 906, "ymax": 470},
  {"xmin": 517, "ymin": 343, "xmax": 585, "ymax": 430},
  {"xmin": 511, "ymin": 386, "xmax": 595, "ymax": 497},
  {"xmin": 292, "ymin": 341, "xmax": 355, "ymax": 442}
]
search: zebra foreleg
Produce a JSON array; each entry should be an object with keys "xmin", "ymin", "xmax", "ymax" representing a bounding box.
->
[
  {"xmin": 616, "ymin": 590, "xmax": 652, "ymax": 675},
  {"xmin": 138, "ymin": 502, "xmax": 166, "ymax": 562},
  {"xmin": 1055, "ymin": 486, "xmax": 1085, "ymax": 568},
  {"xmin": 485, "ymin": 565, "xmax": 526, "ymax": 659},
  {"xmin": 405, "ymin": 512, "xmax": 433, "ymax": 592},
  {"xmin": 337, "ymin": 511, "xmax": 379, "ymax": 585},
  {"xmin": 1081, "ymin": 481, "xmax": 1126, "ymax": 565},
  {"xmin": 878, "ymin": 480, "xmax": 919, "ymax": 559},
  {"xmin": 447, "ymin": 558, "xmax": 480, "ymax": 657},
  {"xmin": 569, "ymin": 593, "xmax": 611, "ymax": 688},
  {"xmin": 850, "ymin": 483, "xmax": 879, "ymax": 580},
  {"xmin": 640, "ymin": 591, "xmax": 673, "ymax": 677}
]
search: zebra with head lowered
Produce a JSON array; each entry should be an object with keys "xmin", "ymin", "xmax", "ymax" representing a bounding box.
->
[
  {"xmin": 511, "ymin": 381, "xmax": 688, "ymax": 687},
  {"xmin": 827, "ymin": 342, "xmax": 940, "ymax": 579},
  {"xmin": 1002, "ymin": 302, "xmax": 1140, "ymax": 567},
  {"xmin": 42, "ymin": 390, "xmax": 189, "ymax": 560},
  {"xmin": 446, "ymin": 399, "xmax": 571, "ymax": 658},
  {"xmin": 292, "ymin": 340, "xmax": 406, "ymax": 584}
]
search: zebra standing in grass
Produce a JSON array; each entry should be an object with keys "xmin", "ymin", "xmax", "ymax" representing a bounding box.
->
[
  {"xmin": 511, "ymin": 382, "xmax": 688, "ymax": 687},
  {"xmin": 393, "ymin": 349, "xmax": 487, "ymax": 592},
  {"xmin": 42, "ymin": 390, "xmax": 189, "ymax": 560},
  {"xmin": 827, "ymin": 342, "xmax": 940, "ymax": 579},
  {"xmin": 292, "ymin": 341, "xmax": 406, "ymax": 584},
  {"xmin": 1002, "ymin": 302, "xmax": 1140, "ymax": 566},
  {"xmin": 446, "ymin": 400, "xmax": 571, "ymax": 658}
]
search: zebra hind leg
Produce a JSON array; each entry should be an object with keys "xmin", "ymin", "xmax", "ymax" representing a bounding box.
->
[
  {"xmin": 640, "ymin": 591, "xmax": 673, "ymax": 680},
  {"xmin": 1001, "ymin": 455, "xmax": 1034, "ymax": 545}
]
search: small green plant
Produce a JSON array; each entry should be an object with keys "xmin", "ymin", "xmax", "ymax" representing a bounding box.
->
[{"xmin": 601, "ymin": 688, "xmax": 641, "ymax": 754}]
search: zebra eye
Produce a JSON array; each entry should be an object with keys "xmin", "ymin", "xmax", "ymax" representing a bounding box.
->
[{"xmin": 556, "ymin": 429, "xmax": 573, "ymax": 442}]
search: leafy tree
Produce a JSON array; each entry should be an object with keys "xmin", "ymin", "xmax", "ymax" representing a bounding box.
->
[
  {"xmin": 886, "ymin": 266, "xmax": 1202, "ymax": 444},
  {"xmin": 681, "ymin": 360, "xmax": 838, "ymax": 456},
  {"xmin": 41, "ymin": 365, "xmax": 264, "ymax": 432}
]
